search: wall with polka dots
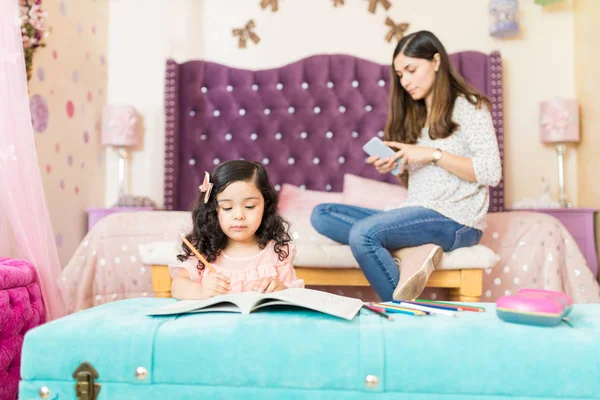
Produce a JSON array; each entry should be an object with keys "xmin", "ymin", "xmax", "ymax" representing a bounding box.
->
[
  {"xmin": 105, "ymin": 0, "xmax": 578, "ymax": 211},
  {"xmin": 27, "ymin": 0, "xmax": 108, "ymax": 265}
]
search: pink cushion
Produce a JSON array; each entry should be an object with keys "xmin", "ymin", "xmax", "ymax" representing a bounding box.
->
[
  {"xmin": 278, "ymin": 184, "xmax": 344, "ymax": 215},
  {"xmin": 342, "ymin": 174, "xmax": 408, "ymax": 210},
  {"xmin": 282, "ymin": 212, "xmax": 340, "ymax": 246}
]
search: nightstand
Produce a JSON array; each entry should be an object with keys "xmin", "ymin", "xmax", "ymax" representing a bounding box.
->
[
  {"xmin": 512, "ymin": 208, "xmax": 598, "ymax": 278},
  {"xmin": 85, "ymin": 207, "xmax": 154, "ymax": 232}
]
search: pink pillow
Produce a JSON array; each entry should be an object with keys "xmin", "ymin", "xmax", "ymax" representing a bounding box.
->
[
  {"xmin": 278, "ymin": 184, "xmax": 343, "ymax": 215},
  {"xmin": 342, "ymin": 174, "xmax": 408, "ymax": 210},
  {"xmin": 280, "ymin": 212, "xmax": 340, "ymax": 245}
]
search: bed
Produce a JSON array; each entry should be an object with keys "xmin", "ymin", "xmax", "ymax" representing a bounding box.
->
[{"xmin": 58, "ymin": 52, "xmax": 600, "ymax": 313}]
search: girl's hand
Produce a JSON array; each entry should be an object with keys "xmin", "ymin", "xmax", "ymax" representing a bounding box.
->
[
  {"xmin": 198, "ymin": 273, "xmax": 231, "ymax": 298},
  {"xmin": 251, "ymin": 278, "xmax": 287, "ymax": 293},
  {"xmin": 383, "ymin": 141, "xmax": 435, "ymax": 168}
]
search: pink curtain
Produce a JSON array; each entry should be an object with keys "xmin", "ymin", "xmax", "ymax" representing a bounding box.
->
[{"xmin": 0, "ymin": 0, "xmax": 66, "ymax": 320}]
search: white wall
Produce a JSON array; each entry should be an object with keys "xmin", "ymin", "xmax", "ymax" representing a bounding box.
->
[{"xmin": 106, "ymin": 0, "xmax": 577, "ymax": 208}]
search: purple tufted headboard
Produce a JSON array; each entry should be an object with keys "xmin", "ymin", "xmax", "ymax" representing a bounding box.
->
[{"xmin": 163, "ymin": 51, "xmax": 504, "ymax": 212}]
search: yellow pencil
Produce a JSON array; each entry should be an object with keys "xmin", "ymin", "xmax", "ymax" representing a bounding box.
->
[{"xmin": 181, "ymin": 235, "xmax": 216, "ymax": 273}]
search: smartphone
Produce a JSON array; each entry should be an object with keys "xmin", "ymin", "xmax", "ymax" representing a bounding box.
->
[{"xmin": 362, "ymin": 137, "xmax": 401, "ymax": 175}]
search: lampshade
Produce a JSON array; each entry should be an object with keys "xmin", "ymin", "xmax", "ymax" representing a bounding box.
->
[
  {"xmin": 539, "ymin": 98, "xmax": 580, "ymax": 144},
  {"xmin": 101, "ymin": 104, "xmax": 139, "ymax": 147}
]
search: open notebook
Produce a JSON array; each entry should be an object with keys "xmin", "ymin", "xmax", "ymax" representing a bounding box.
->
[{"xmin": 147, "ymin": 288, "xmax": 364, "ymax": 321}]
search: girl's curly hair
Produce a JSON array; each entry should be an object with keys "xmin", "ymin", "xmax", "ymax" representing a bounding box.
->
[{"xmin": 177, "ymin": 160, "xmax": 292, "ymax": 269}]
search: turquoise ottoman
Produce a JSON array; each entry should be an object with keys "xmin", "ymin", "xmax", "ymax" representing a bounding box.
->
[{"xmin": 19, "ymin": 298, "xmax": 600, "ymax": 399}]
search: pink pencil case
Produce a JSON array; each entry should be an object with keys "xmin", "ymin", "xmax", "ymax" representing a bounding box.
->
[{"xmin": 496, "ymin": 289, "xmax": 573, "ymax": 327}]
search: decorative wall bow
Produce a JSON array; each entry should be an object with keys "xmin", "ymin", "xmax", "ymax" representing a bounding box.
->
[
  {"xmin": 260, "ymin": 0, "xmax": 279, "ymax": 12},
  {"xmin": 385, "ymin": 17, "xmax": 409, "ymax": 43},
  {"xmin": 367, "ymin": 0, "xmax": 391, "ymax": 14},
  {"xmin": 232, "ymin": 20, "xmax": 260, "ymax": 49}
]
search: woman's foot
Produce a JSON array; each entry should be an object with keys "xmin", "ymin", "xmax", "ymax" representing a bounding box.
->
[{"xmin": 392, "ymin": 244, "xmax": 443, "ymax": 301}]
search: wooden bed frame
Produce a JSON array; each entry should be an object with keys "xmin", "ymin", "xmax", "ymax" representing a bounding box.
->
[{"xmin": 151, "ymin": 265, "xmax": 483, "ymax": 302}]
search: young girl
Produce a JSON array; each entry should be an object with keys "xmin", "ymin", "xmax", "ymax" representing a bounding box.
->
[
  {"xmin": 170, "ymin": 160, "xmax": 304, "ymax": 300},
  {"xmin": 311, "ymin": 30, "xmax": 501, "ymax": 302}
]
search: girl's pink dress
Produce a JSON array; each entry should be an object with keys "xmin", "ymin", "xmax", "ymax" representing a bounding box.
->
[{"xmin": 168, "ymin": 241, "xmax": 304, "ymax": 292}]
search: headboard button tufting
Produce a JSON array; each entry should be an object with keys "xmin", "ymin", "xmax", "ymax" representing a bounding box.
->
[
  {"xmin": 301, "ymin": 82, "xmax": 309, "ymax": 89},
  {"xmin": 338, "ymin": 156, "xmax": 346, "ymax": 164},
  {"xmin": 288, "ymin": 106, "xmax": 295, "ymax": 114},
  {"xmin": 188, "ymin": 158, "xmax": 196, "ymax": 166},
  {"xmin": 352, "ymin": 80, "xmax": 359, "ymax": 88},
  {"xmin": 213, "ymin": 110, "xmax": 220, "ymax": 117},
  {"xmin": 252, "ymin": 84, "xmax": 259, "ymax": 91},
  {"xmin": 314, "ymin": 106, "xmax": 321, "ymax": 114},
  {"xmin": 288, "ymin": 157, "xmax": 295, "ymax": 165},
  {"xmin": 225, "ymin": 133, "xmax": 232, "ymax": 141},
  {"xmin": 378, "ymin": 79, "xmax": 385, "ymax": 87},
  {"xmin": 327, "ymin": 81, "xmax": 334, "ymax": 88},
  {"xmin": 189, "ymin": 110, "xmax": 196, "ymax": 117},
  {"xmin": 338, "ymin": 105, "xmax": 346, "ymax": 113},
  {"xmin": 201, "ymin": 86, "xmax": 207, "ymax": 93},
  {"xmin": 250, "ymin": 133, "xmax": 258, "ymax": 140},
  {"xmin": 365, "ymin": 105, "xmax": 373, "ymax": 112},
  {"xmin": 352, "ymin": 131, "xmax": 359, "ymax": 138},
  {"xmin": 275, "ymin": 132, "xmax": 282, "ymax": 140},
  {"xmin": 262, "ymin": 157, "xmax": 269, "ymax": 165},
  {"xmin": 213, "ymin": 158, "xmax": 220, "ymax": 165},
  {"xmin": 313, "ymin": 157, "xmax": 320, "ymax": 165},
  {"xmin": 300, "ymin": 132, "xmax": 308, "ymax": 139},
  {"xmin": 226, "ymin": 85, "xmax": 233, "ymax": 92},
  {"xmin": 276, "ymin": 83, "xmax": 283, "ymax": 90},
  {"xmin": 239, "ymin": 109, "xmax": 246, "ymax": 116},
  {"xmin": 326, "ymin": 131, "xmax": 334, "ymax": 139},
  {"xmin": 264, "ymin": 108, "xmax": 271, "ymax": 115}
]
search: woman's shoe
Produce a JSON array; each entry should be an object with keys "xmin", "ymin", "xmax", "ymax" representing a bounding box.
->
[{"xmin": 392, "ymin": 244, "xmax": 443, "ymax": 301}]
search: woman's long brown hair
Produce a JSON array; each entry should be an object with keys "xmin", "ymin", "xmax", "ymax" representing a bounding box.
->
[{"xmin": 385, "ymin": 30, "xmax": 491, "ymax": 144}]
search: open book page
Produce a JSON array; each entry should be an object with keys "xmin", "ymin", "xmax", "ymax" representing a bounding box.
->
[
  {"xmin": 147, "ymin": 288, "xmax": 363, "ymax": 320},
  {"xmin": 255, "ymin": 288, "xmax": 363, "ymax": 320},
  {"xmin": 147, "ymin": 291, "xmax": 266, "ymax": 316}
]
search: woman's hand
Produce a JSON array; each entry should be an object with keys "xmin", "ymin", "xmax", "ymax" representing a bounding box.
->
[
  {"xmin": 382, "ymin": 141, "xmax": 435, "ymax": 170},
  {"xmin": 198, "ymin": 273, "xmax": 231, "ymax": 299},
  {"xmin": 248, "ymin": 278, "xmax": 287, "ymax": 293}
]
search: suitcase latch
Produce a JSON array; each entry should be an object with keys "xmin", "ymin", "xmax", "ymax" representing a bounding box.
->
[{"xmin": 73, "ymin": 362, "xmax": 101, "ymax": 400}]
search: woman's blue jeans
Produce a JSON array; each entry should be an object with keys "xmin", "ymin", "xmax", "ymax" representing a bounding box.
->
[{"xmin": 310, "ymin": 204, "xmax": 482, "ymax": 301}]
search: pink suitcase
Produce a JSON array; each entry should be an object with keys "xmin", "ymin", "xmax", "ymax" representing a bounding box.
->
[{"xmin": 496, "ymin": 288, "xmax": 572, "ymax": 327}]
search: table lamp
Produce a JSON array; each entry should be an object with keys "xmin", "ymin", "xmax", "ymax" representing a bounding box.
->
[
  {"xmin": 539, "ymin": 98, "xmax": 579, "ymax": 208},
  {"xmin": 101, "ymin": 104, "xmax": 139, "ymax": 198}
]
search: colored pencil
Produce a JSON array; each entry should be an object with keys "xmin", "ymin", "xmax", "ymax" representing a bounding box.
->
[
  {"xmin": 392, "ymin": 299, "xmax": 463, "ymax": 312},
  {"xmin": 414, "ymin": 298, "xmax": 486, "ymax": 312},
  {"xmin": 393, "ymin": 301, "xmax": 457, "ymax": 317},
  {"xmin": 181, "ymin": 235, "xmax": 217, "ymax": 273},
  {"xmin": 362, "ymin": 304, "xmax": 393, "ymax": 321},
  {"xmin": 371, "ymin": 302, "xmax": 431, "ymax": 316}
]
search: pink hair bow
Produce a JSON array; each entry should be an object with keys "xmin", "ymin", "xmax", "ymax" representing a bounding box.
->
[{"xmin": 199, "ymin": 171, "xmax": 213, "ymax": 203}]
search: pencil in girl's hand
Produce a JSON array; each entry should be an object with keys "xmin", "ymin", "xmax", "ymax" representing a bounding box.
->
[
  {"xmin": 362, "ymin": 304, "xmax": 393, "ymax": 321},
  {"xmin": 181, "ymin": 235, "xmax": 217, "ymax": 273}
]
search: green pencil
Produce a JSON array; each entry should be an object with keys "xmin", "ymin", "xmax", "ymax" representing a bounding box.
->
[{"xmin": 414, "ymin": 298, "xmax": 486, "ymax": 312}]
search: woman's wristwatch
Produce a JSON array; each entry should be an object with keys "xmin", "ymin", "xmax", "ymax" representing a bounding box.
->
[{"xmin": 432, "ymin": 148, "xmax": 443, "ymax": 165}]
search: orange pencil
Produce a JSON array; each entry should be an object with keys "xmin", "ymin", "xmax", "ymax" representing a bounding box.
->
[{"xmin": 181, "ymin": 235, "xmax": 217, "ymax": 273}]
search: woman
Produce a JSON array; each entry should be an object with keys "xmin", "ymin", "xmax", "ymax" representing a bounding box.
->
[{"xmin": 311, "ymin": 31, "xmax": 501, "ymax": 301}]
